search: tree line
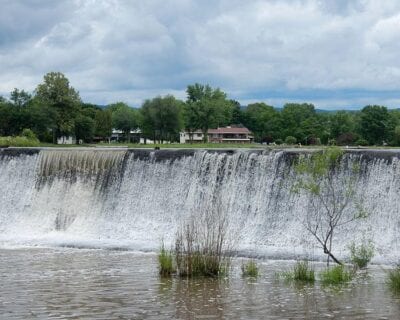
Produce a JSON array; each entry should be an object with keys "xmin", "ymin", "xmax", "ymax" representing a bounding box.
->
[{"xmin": 1, "ymin": 71, "xmax": 400, "ymax": 146}]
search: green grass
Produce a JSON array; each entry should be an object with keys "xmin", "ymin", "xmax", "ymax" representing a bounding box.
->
[
  {"xmin": 349, "ymin": 240, "xmax": 374, "ymax": 269},
  {"xmin": 281, "ymin": 261, "xmax": 315, "ymax": 283},
  {"xmin": 158, "ymin": 245, "xmax": 175, "ymax": 276},
  {"xmin": 320, "ymin": 265, "xmax": 353, "ymax": 285},
  {"xmin": 241, "ymin": 259, "xmax": 259, "ymax": 277},
  {"xmin": 387, "ymin": 267, "xmax": 400, "ymax": 294}
]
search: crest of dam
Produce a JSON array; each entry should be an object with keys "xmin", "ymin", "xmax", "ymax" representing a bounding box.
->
[{"xmin": 0, "ymin": 147, "xmax": 399, "ymax": 263}]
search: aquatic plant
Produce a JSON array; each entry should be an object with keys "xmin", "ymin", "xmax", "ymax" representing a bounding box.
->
[
  {"xmin": 174, "ymin": 206, "xmax": 231, "ymax": 278},
  {"xmin": 241, "ymin": 259, "xmax": 259, "ymax": 277},
  {"xmin": 281, "ymin": 261, "xmax": 315, "ymax": 283},
  {"xmin": 387, "ymin": 267, "xmax": 400, "ymax": 294},
  {"xmin": 349, "ymin": 239, "xmax": 374, "ymax": 269},
  {"xmin": 320, "ymin": 265, "xmax": 353, "ymax": 285},
  {"xmin": 158, "ymin": 244, "xmax": 175, "ymax": 276}
]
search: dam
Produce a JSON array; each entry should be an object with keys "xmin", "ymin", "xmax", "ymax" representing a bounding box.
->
[{"xmin": 0, "ymin": 147, "xmax": 399, "ymax": 263}]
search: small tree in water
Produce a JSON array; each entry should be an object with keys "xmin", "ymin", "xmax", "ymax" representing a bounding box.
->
[{"xmin": 294, "ymin": 147, "xmax": 366, "ymax": 266}]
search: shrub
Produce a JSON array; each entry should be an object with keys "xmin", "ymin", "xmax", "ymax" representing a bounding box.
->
[
  {"xmin": 285, "ymin": 136, "xmax": 297, "ymax": 145},
  {"xmin": 241, "ymin": 259, "xmax": 259, "ymax": 277},
  {"xmin": 387, "ymin": 267, "xmax": 400, "ymax": 294},
  {"xmin": 355, "ymin": 138, "xmax": 369, "ymax": 146},
  {"xmin": 349, "ymin": 240, "xmax": 374, "ymax": 269},
  {"xmin": 0, "ymin": 136, "xmax": 40, "ymax": 147},
  {"xmin": 320, "ymin": 266, "xmax": 353, "ymax": 285},
  {"xmin": 21, "ymin": 128, "xmax": 38, "ymax": 140},
  {"xmin": 158, "ymin": 244, "xmax": 175, "ymax": 276},
  {"xmin": 275, "ymin": 139, "xmax": 283, "ymax": 145}
]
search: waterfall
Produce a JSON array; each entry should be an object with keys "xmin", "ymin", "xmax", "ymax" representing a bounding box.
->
[{"xmin": 0, "ymin": 148, "xmax": 399, "ymax": 263}]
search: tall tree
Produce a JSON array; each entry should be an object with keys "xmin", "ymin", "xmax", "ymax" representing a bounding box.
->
[
  {"xmin": 243, "ymin": 102, "xmax": 280, "ymax": 143},
  {"xmin": 94, "ymin": 109, "xmax": 112, "ymax": 141},
  {"xmin": 74, "ymin": 114, "xmax": 95, "ymax": 143},
  {"xmin": 281, "ymin": 103, "xmax": 317, "ymax": 144},
  {"xmin": 110, "ymin": 102, "xmax": 139, "ymax": 142},
  {"xmin": 10, "ymin": 88, "xmax": 31, "ymax": 108},
  {"xmin": 359, "ymin": 105, "xmax": 389, "ymax": 145},
  {"xmin": 35, "ymin": 72, "xmax": 81, "ymax": 143},
  {"xmin": 140, "ymin": 95, "xmax": 183, "ymax": 143},
  {"xmin": 185, "ymin": 83, "xmax": 234, "ymax": 142}
]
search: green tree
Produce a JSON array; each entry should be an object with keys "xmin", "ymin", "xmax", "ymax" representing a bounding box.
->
[
  {"xmin": 281, "ymin": 103, "xmax": 317, "ymax": 143},
  {"xmin": 35, "ymin": 72, "xmax": 81, "ymax": 143},
  {"xmin": 185, "ymin": 83, "xmax": 234, "ymax": 142},
  {"xmin": 140, "ymin": 95, "xmax": 183, "ymax": 143},
  {"xmin": 110, "ymin": 102, "xmax": 139, "ymax": 142},
  {"xmin": 243, "ymin": 102, "xmax": 280, "ymax": 143},
  {"xmin": 74, "ymin": 114, "xmax": 95, "ymax": 143},
  {"xmin": 10, "ymin": 88, "xmax": 31, "ymax": 108},
  {"xmin": 94, "ymin": 109, "xmax": 112, "ymax": 141},
  {"xmin": 359, "ymin": 105, "xmax": 389, "ymax": 145}
]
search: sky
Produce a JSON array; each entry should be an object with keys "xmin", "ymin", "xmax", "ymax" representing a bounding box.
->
[{"xmin": 1, "ymin": 0, "xmax": 400, "ymax": 110}]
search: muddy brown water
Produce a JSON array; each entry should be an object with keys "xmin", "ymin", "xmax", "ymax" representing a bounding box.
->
[{"xmin": 0, "ymin": 248, "xmax": 399, "ymax": 319}]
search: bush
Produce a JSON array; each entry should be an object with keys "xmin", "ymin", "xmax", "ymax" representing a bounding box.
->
[
  {"xmin": 320, "ymin": 266, "xmax": 353, "ymax": 285},
  {"xmin": 21, "ymin": 128, "xmax": 38, "ymax": 140},
  {"xmin": 349, "ymin": 240, "xmax": 374, "ymax": 269},
  {"xmin": 0, "ymin": 136, "xmax": 40, "ymax": 147},
  {"xmin": 387, "ymin": 267, "xmax": 400, "ymax": 294},
  {"xmin": 275, "ymin": 139, "xmax": 283, "ymax": 145},
  {"xmin": 355, "ymin": 138, "xmax": 369, "ymax": 146},
  {"xmin": 285, "ymin": 136, "xmax": 297, "ymax": 145},
  {"xmin": 158, "ymin": 244, "xmax": 175, "ymax": 276},
  {"xmin": 241, "ymin": 260, "xmax": 259, "ymax": 277}
]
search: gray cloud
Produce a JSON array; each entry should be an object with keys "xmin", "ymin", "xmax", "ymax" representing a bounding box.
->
[{"xmin": 0, "ymin": 0, "xmax": 400, "ymax": 109}]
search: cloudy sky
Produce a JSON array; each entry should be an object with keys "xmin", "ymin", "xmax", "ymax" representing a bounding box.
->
[{"xmin": 1, "ymin": 0, "xmax": 400, "ymax": 109}]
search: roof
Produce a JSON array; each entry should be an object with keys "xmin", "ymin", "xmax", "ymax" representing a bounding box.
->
[{"xmin": 208, "ymin": 126, "xmax": 251, "ymax": 134}]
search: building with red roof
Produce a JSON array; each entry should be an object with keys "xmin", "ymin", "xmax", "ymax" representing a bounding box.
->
[{"xmin": 180, "ymin": 126, "xmax": 253, "ymax": 144}]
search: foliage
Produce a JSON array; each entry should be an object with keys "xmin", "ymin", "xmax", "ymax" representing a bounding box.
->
[
  {"xmin": 185, "ymin": 83, "xmax": 235, "ymax": 142},
  {"xmin": 355, "ymin": 138, "xmax": 368, "ymax": 146},
  {"xmin": 387, "ymin": 267, "xmax": 400, "ymax": 294},
  {"xmin": 360, "ymin": 105, "xmax": 390, "ymax": 145},
  {"xmin": 349, "ymin": 239, "xmax": 374, "ymax": 269},
  {"xmin": 10, "ymin": 88, "xmax": 31, "ymax": 108},
  {"xmin": 0, "ymin": 136, "xmax": 40, "ymax": 147},
  {"xmin": 241, "ymin": 260, "xmax": 259, "ymax": 277},
  {"xmin": 174, "ymin": 205, "xmax": 231, "ymax": 278},
  {"xmin": 110, "ymin": 102, "xmax": 139, "ymax": 142},
  {"xmin": 74, "ymin": 114, "xmax": 95, "ymax": 143},
  {"xmin": 294, "ymin": 147, "xmax": 365, "ymax": 266},
  {"xmin": 21, "ymin": 128, "xmax": 37, "ymax": 140},
  {"xmin": 285, "ymin": 136, "xmax": 297, "ymax": 144},
  {"xmin": 242, "ymin": 103, "xmax": 280, "ymax": 143},
  {"xmin": 158, "ymin": 244, "xmax": 175, "ymax": 276},
  {"xmin": 281, "ymin": 261, "xmax": 315, "ymax": 283},
  {"xmin": 35, "ymin": 72, "xmax": 81, "ymax": 142},
  {"xmin": 275, "ymin": 138, "xmax": 283, "ymax": 145},
  {"xmin": 94, "ymin": 109, "xmax": 112, "ymax": 139},
  {"xmin": 4, "ymin": 72, "xmax": 400, "ymax": 146},
  {"xmin": 320, "ymin": 265, "xmax": 353, "ymax": 285},
  {"xmin": 141, "ymin": 95, "xmax": 183, "ymax": 143}
]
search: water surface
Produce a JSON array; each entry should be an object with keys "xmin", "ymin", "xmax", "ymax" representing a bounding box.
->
[{"xmin": 0, "ymin": 248, "xmax": 399, "ymax": 319}]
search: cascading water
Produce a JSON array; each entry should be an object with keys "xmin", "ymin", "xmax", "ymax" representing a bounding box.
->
[{"xmin": 0, "ymin": 147, "xmax": 399, "ymax": 263}]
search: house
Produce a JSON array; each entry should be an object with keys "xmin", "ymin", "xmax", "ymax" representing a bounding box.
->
[
  {"xmin": 180, "ymin": 126, "xmax": 253, "ymax": 144},
  {"xmin": 57, "ymin": 136, "xmax": 76, "ymax": 144}
]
